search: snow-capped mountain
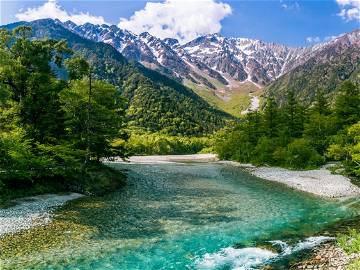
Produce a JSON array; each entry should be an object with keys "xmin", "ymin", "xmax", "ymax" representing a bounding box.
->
[
  {"xmin": 266, "ymin": 29, "xmax": 360, "ymax": 104},
  {"xmin": 60, "ymin": 19, "xmax": 359, "ymax": 95},
  {"xmin": 59, "ymin": 20, "xmax": 293, "ymax": 89}
]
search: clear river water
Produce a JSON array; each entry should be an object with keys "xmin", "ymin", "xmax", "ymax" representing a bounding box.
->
[{"xmin": 2, "ymin": 162, "xmax": 360, "ymax": 270}]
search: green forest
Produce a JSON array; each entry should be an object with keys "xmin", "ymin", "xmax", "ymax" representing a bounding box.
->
[
  {"xmin": 215, "ymin": 81, "xmax": 360, "ymax": 177},
  {"xmin": 0, "ymin": 26, "xmax": 128, "ymax": 202}
]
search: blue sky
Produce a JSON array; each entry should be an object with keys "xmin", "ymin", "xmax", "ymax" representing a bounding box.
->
[{"xmin": 1, "ymin": 0, "xmax": 359, "ymax": 46}]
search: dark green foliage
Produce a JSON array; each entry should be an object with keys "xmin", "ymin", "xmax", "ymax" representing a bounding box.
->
[
  {"xmin": 215, "ymin": 81, "xmax": 360, "ymax": 172},
  {"xmin": 327, "ymin": 121, "xmax": 360, "ymax": 177},
  {"xmin": 263, "ymin": 96, "xmax": 279, "ymax": 138},
  {"xmin": 333, "ymin": 81, "xmax": 360, "ymax": 128},
  {"xmin": 117, "ymin": 131, "xmax": 212, "ymax": 155},
  {"xmin": 65, "ymin": 57, "xmax": 90, "ymax": 80},
  {"xmin": 283, "ymin": 90, "xmax": 306, "ymax": 139},
  {"xmin": 60, "ymin": 79, "xmax": 127, "ymax": 161},
  {"xmin": 0, "ymin": 27, "xmax": 127, "ymax": 200},
  {"xmin": 284, "ymin": 138, "xmax": 324, "ymax": 169}
]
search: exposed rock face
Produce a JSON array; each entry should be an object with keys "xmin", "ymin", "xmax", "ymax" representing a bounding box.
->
[
  {"xmin": 266, "ymin": 29, "xmax": 360, "ymax": 104},
  {"xmin": 62, "ymin": 20, "xmax": 359, "ymax": 103},
  {"xmin": 60, "ymin": 21, "xmax": 306, "ymax": 89}
]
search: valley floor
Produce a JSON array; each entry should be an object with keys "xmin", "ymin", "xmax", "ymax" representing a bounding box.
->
[{"xmin": 113, "ymin": 154, "xmax": 360, "ymax": 199}]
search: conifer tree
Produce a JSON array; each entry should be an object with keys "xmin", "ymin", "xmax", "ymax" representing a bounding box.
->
[
  {"xmin": 333, "ymin": 81, "xmax": 360, "ymax": 128},
  {"xmin": 263, "ymin": 95, "xmax": 278, "ymax": 138}
]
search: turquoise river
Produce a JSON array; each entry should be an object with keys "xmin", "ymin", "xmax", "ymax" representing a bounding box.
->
[{"xmin": 1, "ymin": 162, "xmax": 360, "ymax": 270}]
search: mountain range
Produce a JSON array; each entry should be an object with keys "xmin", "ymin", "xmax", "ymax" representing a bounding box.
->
[
  {"xmin": 2, "ymin": 19, "xmax": 359, "ymax": 132},
  {"xmin": 61, "ymin": 20, "xmax": 360, "ymax": 112}
]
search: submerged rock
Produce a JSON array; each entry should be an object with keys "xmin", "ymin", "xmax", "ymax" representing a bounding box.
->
[{"xmin": 256, "ymin": 241, "xmax": 282, "ymax": 254}]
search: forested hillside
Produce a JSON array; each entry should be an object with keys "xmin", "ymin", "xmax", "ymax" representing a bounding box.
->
[
  {"xmin": 3, "ymin": 19, "xmax": 230, "ymax": 136},
  {"xmin": 215, "ymin": 81, "xmax": 360, "ymax": 177},
  {"xmin": 266, "ymin": 30, "xmax": 360, "ymax": 104}
]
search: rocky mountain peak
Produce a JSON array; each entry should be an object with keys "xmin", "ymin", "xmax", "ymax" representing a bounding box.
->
[{"xmin": 60, "ymin": 20, "xmax": 359, "ymax": 94}]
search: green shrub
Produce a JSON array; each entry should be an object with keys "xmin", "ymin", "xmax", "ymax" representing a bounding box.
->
[
  {"xmin": 284, "ymin": 138, "xmax": 324, "ymax": 169},
  {"xmin": 251, "ymin": 137, "xmax": 276, "ymax": 165},
  {"xmin": 338, "ymin": 229, "xmax": 360, "ymax": 254},
  {"xmin": 348, "ymin": 259, "xmax": 360, "ymax": 270}
]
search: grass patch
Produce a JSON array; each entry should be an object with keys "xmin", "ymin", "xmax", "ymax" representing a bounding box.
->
[
  {"xmin": 337, "ymin": 229, "xmax": 360, "ymax": 270},
  {"xmin": 186, "ymin": 81, "xmax": 262, "ymax": 117},
  {"xmin": 348, "ymin": 259, "xmax": 360, "ymax": 270},
  {"xmin": 338, "ymin": 229, "xmax": 360, "ymax": 254}
]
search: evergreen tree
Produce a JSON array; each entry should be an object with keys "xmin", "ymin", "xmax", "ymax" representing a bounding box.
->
[
  {"xmin": 0, "ymin": 27, "xmax": 128, "ymax": 197},
  {"xmin": 263, "ymin": 95, "xmax": 278, "ymax": 138},
  {"xmin": 312, "ymin": 88, "xmax": 330, "ymax": 115},
  {"xmin": 304, "ymin": 89, "xmax": 336, "ymax": 154},
  {"xmin": 0, "ymin": 26, "xmax": 69, "ymax": 143},
  {"xmin": 60, "ymin": 79, "xmax": 128, "ymax": 161},
  {"xmin": 333, "ymin": 81, "xmax": 360, "ymax": 128},
  {"xmin": 283, "ymin": 90, "xmax": 305, "ymax": 139}
]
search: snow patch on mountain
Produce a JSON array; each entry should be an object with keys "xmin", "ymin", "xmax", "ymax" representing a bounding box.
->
[{"xmin": 60, "ymin": 20, "xmax": 359, "ymax": 93}]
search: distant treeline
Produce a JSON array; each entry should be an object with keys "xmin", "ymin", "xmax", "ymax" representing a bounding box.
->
[{"xmin": 114, "ymin": 131, "xmax": 213, "ymax": 156}]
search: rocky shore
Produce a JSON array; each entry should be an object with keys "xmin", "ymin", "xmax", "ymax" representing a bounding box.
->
[
  {"xmin": 290, "ymin": 242, "xmax": 360, "ymax": 270},
  {"xmin": 246, "ymin": 166, "xmax": 360, "ymax": 199},
  {"xmin": 0, "ymin": 193, "xmax": 83, "ymax": 237}
]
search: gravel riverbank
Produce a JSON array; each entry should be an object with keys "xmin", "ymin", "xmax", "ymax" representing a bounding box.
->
[
  {"xmin": 245, "ymin": 166, "xmax": 360, "ymax": 199},
  {"xmin": 108, "ymin": 153, "xmax": 220, "ymax": 163},
  {"xmin": 0, "ymin": 193, "xmax": 83, "ymax": 237},
  {"xmin": 114, "ymin": 154, "xmax": 360, "ymax": 199}
]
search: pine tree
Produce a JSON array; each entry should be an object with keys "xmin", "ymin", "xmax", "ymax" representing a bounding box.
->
[
  {"xmin": 284, "ymin": 90, "xmax": 305, "ymax": 139},
  {"xmin": 263, "ymin": 95, "xmax": 278, "ymax": 138},
  {"xmin": 60, "ymin": 79, "xmax": 127, "ymax": 161},
  {"xmin": 333, "ymin": 81, "xmax": 360, "ymax": 128},
  {"xmin": 312, "ymin": 88, "xmax": 330, "ymax": 115}
]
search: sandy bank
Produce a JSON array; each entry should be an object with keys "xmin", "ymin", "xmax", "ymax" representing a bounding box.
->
[
  {"xmin": 108, "ymin": 153, "xmax": 219, "ymax": 164},
  {"xmin": 0, "ymin": 193, "xmax": 83, "ymax": 237},
  {"xmin": 110, "ymin": 154, "xmax": 360, "ymax": 199}
]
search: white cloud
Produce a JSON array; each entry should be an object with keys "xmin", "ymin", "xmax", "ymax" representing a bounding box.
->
[
  {"xmin": 306, "ymin": 36, "xmax": 321, "ymax": 44},
  {"xmin": 281, "ymin": 1, "xmax": 300, "ymax": 11},
  {"xmin": 306, "ymin": 33, "xmax": 345, "ymax": 44},
  {"xmin": 336, "ymin": 0, "xmax": 360, "ymax": 21},
  {"xmin": 118, "ymin": 0, "xmax": 232, "ymax": 43},
  {"xmin": 324, "ymin": 33, "xmax": 344, "ymax": 41},
  {"xmin": 15, "ymin": 0, "xmax": 108, "ymax": 25}
]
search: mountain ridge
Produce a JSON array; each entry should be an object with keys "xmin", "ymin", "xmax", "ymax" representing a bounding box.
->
[
  {"xmin": 60, "ymin": 19, "xmax": 358, "ymax": 86},
  {"xmin": 2, "ymin": 19, "xmax": 231, "ymax": 135},
  {"xmin": 58, "ymin": 19, "xmax": 359, "ymax": 110},
  {"xmin": 4, "ymin": 19, "xmax": 359, "ymax": 114}
]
